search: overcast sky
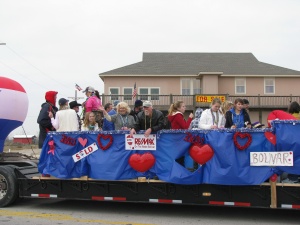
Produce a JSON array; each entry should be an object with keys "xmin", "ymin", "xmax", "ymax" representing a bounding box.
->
[{"xmin": 1, "ymin": 0, "xmax": 300, "ymax": 137}]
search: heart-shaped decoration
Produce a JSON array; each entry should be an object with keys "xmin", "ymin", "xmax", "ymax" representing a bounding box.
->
[
  {"xmin": 233, "ymin": 132, "xmax": 252, "ymax": 150},
  {"xmin": 264, "ymin": 132, "xmax": 276, "ymax": 145},
  {"xmin": 189, "ymin": 144, "xmax": 214, "ymax": 165},
  {"xmin": 128, "ymin": 153, "xmax": 156, "ymax": 172},
  {"xmin": 97, "ymin": 134, "xmax": 113, "ymax": 150},
  {"xmin": 78, "ymin": 137, "xmax": 87, "ymax": 147}
]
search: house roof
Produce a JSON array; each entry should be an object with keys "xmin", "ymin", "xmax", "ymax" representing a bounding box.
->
[{"xmin": 99, "ymin": 53, "xmax": 300, "ymax": 76}]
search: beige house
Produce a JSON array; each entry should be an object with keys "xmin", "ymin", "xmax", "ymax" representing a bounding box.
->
[{"xmin": 99, "ymin": 53, "xmax": 300, "ymax": 124}]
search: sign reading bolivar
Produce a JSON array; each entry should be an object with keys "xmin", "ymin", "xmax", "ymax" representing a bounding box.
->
[{"xmin": 196, "ymin": 95, "xmax": 226, "ymax": 103}]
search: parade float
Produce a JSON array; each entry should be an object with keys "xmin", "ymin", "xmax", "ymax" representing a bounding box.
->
[{"xmin": 1, "ymin": 77, "xmax": 300, "ymax": 209}]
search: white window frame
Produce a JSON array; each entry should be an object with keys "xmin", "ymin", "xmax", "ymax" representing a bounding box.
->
[
  {"xmin": 139, "ymin": 87, "xmax": 160, "ymax": 101},
  {"xmin": 123, "ymin": 87, "xmax": 133, "ymax": 100},
  {"xmin": 109, "ymin": 87, "xmax": 120, "ymax": 101},
  {"xmin": 264, "ymin": 78, "xmax": 275, "ymax": 94},
  {"xmin": 235, "ymin": 78, "xmax": 246, "ymax": 94},
  {"xmin": 180, "ymin": 78, "xmax": 201, "ymax": 95}
]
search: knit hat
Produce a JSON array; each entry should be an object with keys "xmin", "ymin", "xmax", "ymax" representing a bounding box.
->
[{"xmin": 134, "ymin": 99, "xmax": 143, "ymax": 107}]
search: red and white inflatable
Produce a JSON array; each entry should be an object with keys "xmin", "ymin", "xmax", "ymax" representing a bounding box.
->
[{"xmin": 0, "ymin": 77, "xmax": 28, "ymax": 152}]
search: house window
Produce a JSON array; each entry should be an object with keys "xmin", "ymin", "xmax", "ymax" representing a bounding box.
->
[
  {"xmin": 235, "ymin": 78, "xmax": 246, "ymax": 94},
  {"xmin": 264, "ymin": 78, "xmax": 275, "ymax": 94},
  {"xmin": 124, "ymin": 88, "xmax": 133, "ymax": 100},
  {"xmin": 192, "ymin": 79, "xmax": 201, "ymax": 94},
  {"xmin": 109, "ymin": 88, "xmax": 119, "ymax": 101},
  {"xmin": 139, "ymin": 88, "xmax": 160, "ymax": 100},
  {"xmin": 181, "ymin": 78, "xmax": 201, "ymax": 95},
  {"xmin": 150, "ymin": 88, "xmax": 159, "ymax": 100}
]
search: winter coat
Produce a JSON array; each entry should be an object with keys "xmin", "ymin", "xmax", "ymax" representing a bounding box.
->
[{"xmin": 168, "ymin": 112, "xmax": 192, "ymax": 129}]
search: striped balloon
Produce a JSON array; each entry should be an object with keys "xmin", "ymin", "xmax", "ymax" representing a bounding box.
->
[{"xmin": 0, "ymin": 77, "xmax": 29, "ymax": 152}]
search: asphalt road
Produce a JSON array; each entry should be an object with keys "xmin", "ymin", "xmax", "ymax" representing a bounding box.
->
[{"xmin": 1, "ymin": 198, "xmax": 300, "ymax": 225}]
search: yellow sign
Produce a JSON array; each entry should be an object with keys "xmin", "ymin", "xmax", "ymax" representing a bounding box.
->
[{"xmin": 195, "ymin": 95, "xmax": 226, "ymax": 103}]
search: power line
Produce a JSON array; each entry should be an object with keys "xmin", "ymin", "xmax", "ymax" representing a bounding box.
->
[
  {"xmin": 0, "ymin": 60, "xmax": 50, "ymax": 90},
  {"xmin": 5, "ymin": 44, "xmax": 69, "ymax": 88}
]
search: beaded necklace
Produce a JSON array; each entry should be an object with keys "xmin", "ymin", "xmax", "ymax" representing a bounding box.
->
[{"xmin": 144, "ymin": 113, "xmax": 152, "ymax": 130}]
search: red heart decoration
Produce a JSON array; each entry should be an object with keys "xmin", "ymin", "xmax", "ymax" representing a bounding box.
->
[
  {"xmin": 128, "ymin": 153, "xmax": 156, "ymax": 172},
  {"xmin": 233, "ymin": 132, "xmax": 252, "ymax": 150},
  {"xmin": 189, "ymin": 144, "xmax": 214, "ymax": 165},
  {"xmin": 264, "ymin": 132, "xmax": 276, "ymax": 145},
  {"xmin": 78, "ymin": 137, "xmax": 87, "ymax": 147},
  {"xmin": 97, "ymin": 134, "xmax": 113, "ymax": 150}
]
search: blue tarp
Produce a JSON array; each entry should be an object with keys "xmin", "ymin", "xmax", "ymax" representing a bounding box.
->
[{"xmin": 38, "ymin": 121, "xmax": 300, "ymax": 185}]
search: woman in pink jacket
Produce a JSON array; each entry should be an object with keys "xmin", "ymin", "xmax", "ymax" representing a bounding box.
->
[{"xmin": 82, "ymin": 86, "xmax": 102, "ymax": 127}]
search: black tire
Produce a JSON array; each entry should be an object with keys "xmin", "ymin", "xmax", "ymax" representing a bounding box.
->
[{"xmin": 0, "ymin": 166, "xmax": 19, "ymax": 207}]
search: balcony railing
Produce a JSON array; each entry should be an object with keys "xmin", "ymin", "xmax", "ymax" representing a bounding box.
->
[{"xmin": 101, "ymin": 94, "xmax": 300, "ymax": 111}]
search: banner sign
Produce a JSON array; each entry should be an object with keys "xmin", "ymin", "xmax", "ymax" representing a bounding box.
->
[
  {"xmin": 125, "ymin": 134, "xmax": 157, "ymax": 150},
  {"xmin": 72, "ymin": 142, "xmax": 98, "ymax": 162},
  {"xmin": 250, "ymin": 151, "xmax": 293, "ymax": 166}
]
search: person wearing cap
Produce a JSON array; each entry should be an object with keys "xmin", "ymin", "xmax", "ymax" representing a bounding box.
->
[
  {"xmin": 37, "ymin": 91, "xmax": 58, "ymax": 148},
  {"xmin": 48, "ymin": 98, "xmax": 79, "ymax": 132},
  {"xmin": 69, "ymin": 100, "xmax": 82, "ymax": 130},
  {"xmin": 82, "ymin": 86, "xmax": 103, "ymax": 127},
  {"xmin": 101, "ymin": 101, "xmax": 135, "ymax": 130},
  {"xmin": 130, "ymin": 100, "xmax": 164, "ymax": 137},
  {"xmin": 129, "ymin": 99, "xmax": 143, "ymax": 121}
]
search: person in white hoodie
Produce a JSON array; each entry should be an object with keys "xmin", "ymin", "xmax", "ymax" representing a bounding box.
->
[
  {"xmin": 49, "ymin": 98, "xmax": 79, "ymax": 132},
  {"xmin": 199, "ymin": 98, "xmax": 225, "ymax": 129}
]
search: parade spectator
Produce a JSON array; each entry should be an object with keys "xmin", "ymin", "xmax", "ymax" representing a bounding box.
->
[
  {"xmin": 243, "ymin": 99, "xmax": 250, "ymax": 113},
  {"xmin": 130, "ymin": 100, "xmax": 164, "ymax": 137},
  {"xmin": 129, "ymin": 99, "xmax": 143, "ymax": 121},
  {"xmin": 267, "ymin": 110, "xmax": 296, "ymax": 128},
  {"xmin": 37, "ymin": 91, "xmax": 58, "ymax": 148},
  {"xmin": 69, "ymin": 100, "xmax": 82, "ymax": 130},
  {"xmin": 81, "ymin": 112, "xmax": 100, "ymax": 131},
  {"xmin": 102, "ymin": 100, "xmax": 119, "ymax": 131},
  {"xmin": 167, "ymin": 100, "xmax": 193, "ymax": 129},
  {"xmin": 225, "ymin": 98, "xmax": 251, "ymax": 129},
  {"xmin": 282, "ymin": 101, "xmax": 300, "ymax": 183},
  {"xmin": 49, "ymin": 98, "xmax": 79, "ymax": 131},
  {"xmin": 101, "ymin": 101, "xmax": 135, "ymax": 130},
  {"xmin": 199, "ymin": 98, "xmax": 225, "ymax": 129},
  {"xmin": 82, "ymin": 86, "xmax": 102, "ymax": 127},
  {"xmin": 221, "ymin": 100, "xmax": 233, "ymax": 115},
  {"xmin": 189, "ymin": 108, "xmax": 203, "ymax": 129},
  {"xmin": 288, "ymin": 101, "xmax": 300, "ymax": 119}
]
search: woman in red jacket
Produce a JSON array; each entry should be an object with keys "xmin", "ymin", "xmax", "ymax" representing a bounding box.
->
[{"xmin": 167, "ymin": 100, "xmax": 193, "ymax": 129}]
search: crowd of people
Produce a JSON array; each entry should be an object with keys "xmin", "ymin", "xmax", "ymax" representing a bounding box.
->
[
  {"xmin": 37, "ymin": 88, "xmax": 300, "ymax": 183},
  {"xmin": 37, "ymin": 88, "xmax": 271, "ymax": 144}
]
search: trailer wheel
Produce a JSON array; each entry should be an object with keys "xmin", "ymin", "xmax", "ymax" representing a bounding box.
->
[{"xmin": 0, "ymin": 166, "xmax": 19, "ymax": 207}]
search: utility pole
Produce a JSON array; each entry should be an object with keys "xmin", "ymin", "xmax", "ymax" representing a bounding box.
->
[{"xmin": 68, "ymin": 90, "xmax": 84, "ymax": 101}]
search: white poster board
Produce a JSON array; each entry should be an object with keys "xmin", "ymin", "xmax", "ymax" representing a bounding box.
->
[{"xmin": 250, "ymin": 151, "xmax": 293, "ymax": 166}]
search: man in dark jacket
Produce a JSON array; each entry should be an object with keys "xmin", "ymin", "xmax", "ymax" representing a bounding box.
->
[
  {"xmin": 130, "ymin": 100, "xmax": 164, "ymax": 137},
  {"xmin": 69, "ymin": 100, "xmax": 82, "ymax": 130},
  {"xmin": 37, "ymin": 91, "xmax": 58, "ymax": 148},
  {"xmin": 129, "ymin": 99, "xmax": 143, "ymax": 121}
]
